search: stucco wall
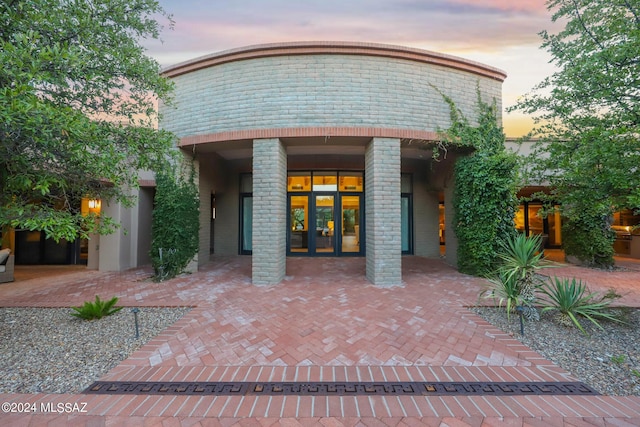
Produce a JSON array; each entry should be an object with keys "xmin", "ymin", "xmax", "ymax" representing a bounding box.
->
[
  {"xmin": 204, "ymin": 155, "xmax": 240, "ymax": 257},
  {"xmin": 412, "ymin": 169, "xmax": 441, "ymax": 258}
]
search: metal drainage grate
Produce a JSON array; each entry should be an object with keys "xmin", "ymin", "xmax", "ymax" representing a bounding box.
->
[{"xmin": 84, "ymin": 381, "xmax": 599, "ymax": 396}]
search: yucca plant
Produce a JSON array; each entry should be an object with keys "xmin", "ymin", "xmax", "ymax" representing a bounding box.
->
[
  {"xmin": 497, "ymin": 233, "xmax": 555, "ymax": 303},
  {"xmin": 538, "ymin": 277, "xmax": 622, "ymax": 334},
  {"xmin": 71, "ymin": 295, "xmax": 123, "ymax": 320},
  {"xmin": 480, "ymin": 233, "xmax": 555, "ymax": 320},
  {"xmin": 478, "ymin": 271, "xmax": 524, "ymax": 320}
]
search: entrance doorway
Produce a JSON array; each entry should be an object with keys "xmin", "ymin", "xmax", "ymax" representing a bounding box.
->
[
  {"xmin": 288, "ymin": 193, "xmax": 362, "ymax": 256},
  {"xmin": 287, "ymin": 171, "xmax": 363, "ymax": 256}
]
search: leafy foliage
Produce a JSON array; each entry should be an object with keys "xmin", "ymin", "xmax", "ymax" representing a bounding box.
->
[
  {"xmin": 440, "ymin": 91, "xmax": 519, "ymax": 276},
  {"xmin": 538, "ymin": 277, "xmax": 622, "ymax": 334},
  {"xmin": 510, "ymin": 0, "xmax": 640, "ymax": 267},
  {"xmin": 0, "ymin": 0, "xmax": 176, "ymax": 242},
  {"xmin": 71, "ymin": 295, "xmax": 122, "ymax": 320},
  {"xmin": 151, "ymin": 166, "xmax": 199, "ymax": 281},
  {"xmin": 562, "ymin": 207, "xmax": 616, "ymax": 268}
]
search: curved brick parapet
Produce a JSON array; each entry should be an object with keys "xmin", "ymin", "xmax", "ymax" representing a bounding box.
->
[{"xmin": 160, "ymin": 41, "xmax": 505, "ymax": 143}]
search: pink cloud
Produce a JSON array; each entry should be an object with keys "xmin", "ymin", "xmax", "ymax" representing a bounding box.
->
[
  {"xmin": 449, "ymin": 0, "xmax": 548, "ymax": 13},
  {"xmin": 148, "ymin": 2, "xmax": 551, "ymax": 67}
]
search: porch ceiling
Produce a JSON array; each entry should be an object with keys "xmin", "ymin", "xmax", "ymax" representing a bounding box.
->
[{"xmin": 185, "ymin": 136, "xmax": 439, "ymax": 160}]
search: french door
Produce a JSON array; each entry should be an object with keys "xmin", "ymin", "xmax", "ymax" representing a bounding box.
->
[{"xmin": 288, "ymin": 193, "xmax": 362, "ymax": 256}]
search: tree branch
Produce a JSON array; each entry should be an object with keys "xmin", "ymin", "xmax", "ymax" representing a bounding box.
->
[
  {"xmin": 570, "ymin": 0, "xmax": 606, "ymax": 51},
  {"xmin": 623, "ymin": 0, "xmax": 640, "ymax": 25}
]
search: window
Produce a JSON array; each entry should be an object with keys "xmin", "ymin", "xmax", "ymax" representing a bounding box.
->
[
  {"xmin": 313, "ymin": 173, "xmax": 337, "ymax": 191},
  {"xmin": 339, "ymin": 173, "xmax": 363, "ymax": 192},
  {"xmin": 288, "ymin": 172, "xmax": 311, "ymax": 192},
  {"xmin": 401, "ymin": 174, "xmax": 413, "ymax": 254},
  {"xmin": 239, "ymin": 173, "xmax": 252, "ymax": 254}
]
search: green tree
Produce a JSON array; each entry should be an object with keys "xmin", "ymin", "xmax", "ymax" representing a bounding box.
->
[
  {"xmin": 510, "ymin": 0, "xmax": 640, "ymax": 267},
  {"xmin": 0, "ymin": 0, "xmax": 176, "ymax": 242},
  {"xmin": 440, "ymin": 91, "xmax": 519, "ymax": 276}
]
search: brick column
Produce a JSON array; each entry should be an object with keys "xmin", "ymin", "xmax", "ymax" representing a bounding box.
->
[
  {"xmin": 365, "ymin": 137, "xmax": 402, "ymax": 286},
  {"xmin": 252, "ymin": 138, "xmax": 287, "ymax": 285}
]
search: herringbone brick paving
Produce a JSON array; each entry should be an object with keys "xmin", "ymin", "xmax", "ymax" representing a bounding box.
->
[{"xmin": 1, "ymin": 256, "xmax": 639, "ymax": 426}]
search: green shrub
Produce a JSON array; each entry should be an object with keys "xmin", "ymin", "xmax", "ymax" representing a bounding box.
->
[
  {"xmin": 71, "ymin": 295, "xmax": 122, "ymax": 320},
  {"xmin": 562, "ymin": 209, "xmax": 615, "ymax": 268},
  {"xmin": 538, "ymin": 277, "xmax": 622, "ymax": 334},
  {"xmin": 151, "ymin": 167, "xmax": 199, "ymax": 281}
]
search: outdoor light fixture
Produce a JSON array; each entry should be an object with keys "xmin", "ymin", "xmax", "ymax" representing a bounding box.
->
[
  {"xmin": 516, "ymin": 306, "xmax": 525, "ymax": 336},
  {"xmin": 131, "ymin": 307, "xmax": 140, "ymax": 339},
  {"xmin": 88, "ymin": 199, "xmax": 101, "ymax": 209}
]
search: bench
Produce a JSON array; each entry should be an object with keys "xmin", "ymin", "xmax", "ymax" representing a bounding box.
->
[{"xmin": 0, "ymin": 249, "xmax": 14, "ymax": 283}]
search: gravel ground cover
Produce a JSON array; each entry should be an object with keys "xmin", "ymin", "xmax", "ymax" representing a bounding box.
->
[
  {"xmin": 0, "ymin": 307, "xmax": 190, "ymax": 394},
  {"xmin": 473, "ymin": 306, "xmax": 640, "ymax": 396}
]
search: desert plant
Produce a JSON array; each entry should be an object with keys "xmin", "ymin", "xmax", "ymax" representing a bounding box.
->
[
  {"xmin": 538, "ymin": 277, "xmax": 622, "ymax": 334},
  {"xmin": 479, "ymin": 233, "xmax": 555, "ymax": 321},
  {"xmin": 71, "ymin": 295, "xmax": 123, "ymax": 320},
  {"xmin": 497, "ymin": 233, "xmax": 554, "ymax": 296},
  {"xmin": 478, "ymin": 271, "xmax": 524, "ymax": 320}
]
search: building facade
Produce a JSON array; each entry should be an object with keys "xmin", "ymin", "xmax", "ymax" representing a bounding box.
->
[
  {"xmin": 158, "ymin": 42, "xmax": 506, "ymax": 286},
  {"xmin": 3, "ymin": 42, "xmax": 636, "ymax": 274}
]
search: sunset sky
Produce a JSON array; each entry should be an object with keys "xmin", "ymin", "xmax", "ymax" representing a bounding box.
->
[{"xmin": 145, "ymin": 0, "xmax": 562, "ymax": 137}]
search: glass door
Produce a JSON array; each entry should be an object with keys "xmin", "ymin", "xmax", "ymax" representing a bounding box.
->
[
  {"xmin": 289, "ymin": 195, "xmax": 309, "ymax": 253},
  {"xmin": 340, "ymin": 194, "xmax": 361, "ymax": 254},
  {"xmin": 287, "ymin": 172, "xmax": 364, "ymax": 256},
  {"xmin": 401, "ymin": 195, "xmax": 412, "ymax": 254},
  {"xmin": 314, "ymin": 194, "xmax": 335, "ymax": 254}
]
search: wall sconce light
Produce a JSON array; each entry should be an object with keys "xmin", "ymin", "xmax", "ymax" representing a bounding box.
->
[{"xmin": 88, "ymin": 199, "xmax": 101, "ymax": 209}]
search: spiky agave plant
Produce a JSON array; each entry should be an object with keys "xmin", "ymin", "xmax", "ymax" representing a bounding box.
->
[
  {"xmin": 497, "ymin": 233, "xmax": 555, "ymax": 303},
  {"xmin": 538, "ymin": 277, "xmax": 622, "ymax": 334},
  {"xmin": 478, "ymin": 271, "xmax": 524, "ymax": 320},
  {"xmin": 71, "ymin": 295, "xmax": 123, "ymax": 320}
]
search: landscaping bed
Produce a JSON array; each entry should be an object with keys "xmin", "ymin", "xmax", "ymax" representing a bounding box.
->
[
  {"xmin": 473, "ymin": 306, "xmax": 640, "ymax": 396},
  {"xmin": 0, "ymin": 307, "xmax": 190, "ymax": 393}
]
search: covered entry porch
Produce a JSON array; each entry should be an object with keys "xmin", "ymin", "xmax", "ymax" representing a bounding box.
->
[{"xmin": 186, "ymin": 132, "xmax": 463, "ymax": 287}]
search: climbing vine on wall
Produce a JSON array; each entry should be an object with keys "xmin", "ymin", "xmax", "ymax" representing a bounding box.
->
[
  {"xmin": 151, "ymin": 164, "xmax": 199, "ymax": 281},
  {"xmin": 439, "ymin": 90, "xmax": 519, "ymax": 276}
]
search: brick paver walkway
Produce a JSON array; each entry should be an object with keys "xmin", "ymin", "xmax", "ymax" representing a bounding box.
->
[{"xmin": 1, "ymin": 256, "xmax": 639, "ymax": 426}]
